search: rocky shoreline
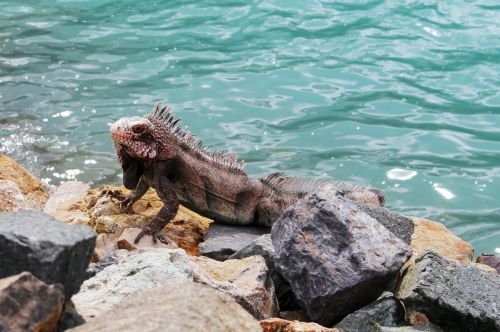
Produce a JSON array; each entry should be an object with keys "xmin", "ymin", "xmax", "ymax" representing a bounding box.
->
[{"xmin": 0, "ymin": 153, "xmax": 499, "ymax": 331}]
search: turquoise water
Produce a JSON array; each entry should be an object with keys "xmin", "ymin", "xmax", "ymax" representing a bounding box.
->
[{"xmin": 0, "ymin": 1, "xmax": 499, "ymax": 254}]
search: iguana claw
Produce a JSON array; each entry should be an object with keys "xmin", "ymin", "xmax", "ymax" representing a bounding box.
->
[{"xmin": 134, "ymin": 222, "xmax": 170, "ymax": 245}]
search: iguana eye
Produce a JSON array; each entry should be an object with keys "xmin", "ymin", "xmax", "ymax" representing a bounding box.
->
[
  {"xmin": 140, "ymin": 133, "xmax": 153, "ymax": 142},
  {"xmin": 132, "ymin": 125, "xmax": 146, "ymax": 134}
]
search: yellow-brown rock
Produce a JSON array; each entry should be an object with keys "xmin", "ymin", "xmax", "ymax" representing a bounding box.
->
[
  {"xmin": 260, "ymin": 318, "xmax": 339, "ymax": 332},
  {"xmin": 190, "ymin": 255, "xmax": 279, "ymax": 319},
  {"xmin": 0, "ymin": 180, "xmax": 29, "ymax": 212},
  {"xmin": 46, "ymin": 184, "xmax": 212, "ymax": 256},
  {"xmin": 0, "ymin": 154, "xmax": 50, "ymax": 210},
  {"xmin": 116, "ymin": 227, "xmax": 178, "ymax": 251},
  {"xmin": 408, "ymin": 217, "xmax": 473, "ymax": 266}
]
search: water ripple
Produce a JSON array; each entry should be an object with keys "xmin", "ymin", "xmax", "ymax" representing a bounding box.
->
[{"xmin": 0, "ymin": 0, "xmax": 499, "ymax": 253}]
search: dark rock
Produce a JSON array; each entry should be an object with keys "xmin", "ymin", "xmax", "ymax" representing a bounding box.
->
[
  {"xmin": 355, "ymin": 203, "xmax": 414, "ymax": 244},
  {"xmin": 57, "ymin": 300, "xmax": 85, "ymax": 331},
  {"xmin": 85, "ymin": 255, "xmax": 118, "ymax": 279},
  {"xmin": 0, "ymin": 211, "xmax": 96, "ymax": 299},
  {"xmin": 396, "ymin": 251, "xmax": 500, "ymax": 332},
  {"xmin": 70, "ymin": 283, "xmax": 261, "ymax": 332},
  {"xmin": 476, "ymin": 253, "xmax": 500, "ymax": 274},
  {"xmin": 0, "ymin": 272, "xmax": 65, "ymax": 332},
  {"xmin": 198, "ymin": 223, "xmax": 269, "ymax": 261},
  {"xmin": 272, "ymin": 189, "xmax": 412, "ymax": 326},
  {"xmin": 229, "ymin": 234, "xmax": 301, "ymax": 310},
  {"xmin": 335, "ymin": 295, "xmax": 407, "ymax": 332}
]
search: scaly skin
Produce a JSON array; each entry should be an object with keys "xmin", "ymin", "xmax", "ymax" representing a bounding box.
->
[{"xmin": 109, "ymin": 103, "xmax": 385, "ymax": 243}]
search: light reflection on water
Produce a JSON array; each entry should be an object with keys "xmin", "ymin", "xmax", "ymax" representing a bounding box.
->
[{"xmin": 0, "ymin": 0, "xmax": 499, "ymax": 254}]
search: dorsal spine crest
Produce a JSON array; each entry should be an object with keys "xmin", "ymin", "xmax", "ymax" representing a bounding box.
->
[{"xmin": 147, "ymin": 102, "xmax": 246, "ymax": 173}]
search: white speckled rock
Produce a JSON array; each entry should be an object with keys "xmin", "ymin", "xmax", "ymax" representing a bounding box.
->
[
  {"xmin": 72, "ymin": 249, "xmax": 193, "ymax": 320},
  {"xmin": 70, "ymin": 283, "xmax": 261, "ymax": 332}
]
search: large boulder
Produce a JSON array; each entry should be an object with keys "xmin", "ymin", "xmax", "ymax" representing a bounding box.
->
[
  {"xmin": 0, "ymin": 272, "xmax": 64, "ymax": 332},
  {"xmin": 0, "ymin": 211, "xmax": 96, "ymax": 299},
  {"xmin": 0, "ymin": 154, "xmax": 50, "ymax": 210},
  {"xmin": 272, "ymin": 189, "xmax": 412, "ymax": 326},
  {"xmin": 229, "ymin": 234, "xmax": 300, "ymax": 310},
  {"xmin": 396, "ymin": 251, "xmax": 500, "ymax": 332},
  {"xmin": 334, "ymin": 295, "xmax": 407, "ymax": 331},
  {"xmin": 69, "ymin": 283, "xmax": 262, "ymax": 332},
  {"xmin": 199, "ymin": 223, "xmax": 270, "ymax": 261},
  {"xmin": 190, "ymin": 255, "xmax": 279, "ymax": 319},
  {"xmin": 72, "ymin": 249, "xmax": 193, "ymax": 320}
]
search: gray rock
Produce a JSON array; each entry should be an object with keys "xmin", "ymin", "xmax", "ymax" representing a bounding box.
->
[
  {"xmin": 355, "ymin": 203, "xmax": 414, "ymax": 244},
  {"xmin": 190, "ymin": 255, "xmax": 279, "ymax": 319},
  {"xmin": 69, "ymin": 283, "xmax": 262, "ymax": 332},
  {"xmin": 0, "ymin": 211, "xmax": 96, "ymax": 299},
  {"xmin": 72, "ymin": 248, "xmax": 193, "ymax": 320},
  {"xmin": 272, "ymin": 189, "xmax": 412, "ymax": 326},
  {"xmin": 229, "ymin": 234, "xmax": 300, "ymax": 310},
  {"xmin": 0, "ymin": 272, "xmax": 65, "ymax": 332},
  {"xmin": 198, "ymin": 223, "xmax": 269, "ymax": 261},
  {"xmin": 335, "ymin": 295, "xmax": 407, "ymax": 332},
  {"xmin": 396, "ymin": 251, "xmax": 500, "ymax": 332}
]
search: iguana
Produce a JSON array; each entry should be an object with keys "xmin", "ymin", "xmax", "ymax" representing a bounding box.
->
[{"xmin": 109, "ymin": 102, "xmax": 385, "ymax": 243}]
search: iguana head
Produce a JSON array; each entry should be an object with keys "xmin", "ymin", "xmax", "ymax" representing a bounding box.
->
[{"xmin": 110, "ymin": 116, "xmax": 158, "ymax": 159}]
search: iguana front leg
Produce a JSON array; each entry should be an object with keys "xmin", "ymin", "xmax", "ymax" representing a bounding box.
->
[
  {"xmin": 134, "ymin": 162, "xmax": 179, "ymax": 244},
  {"xmin": 121, "ymin": 176, "xmax": 150, "ymax": 212}
]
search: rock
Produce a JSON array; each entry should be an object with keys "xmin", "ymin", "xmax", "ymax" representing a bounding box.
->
[
  {"xmin": 334, "ymin": 295, "xmax": 407, "ymax": 332},
  {"xmin": 408, "ymin": 217, "xmax": 473, "ymax": 266},
  {"xmin": 92, "ymin": 232, "xmax": 117, "ymax": 262},
  {"xmin": 472, "ymin": 262, "xmax": 497, "ymax": 274},
  {"xmin": 0, "ymin": 211, "xmax": 96, "ymax": 299},
  {"xmin": 396, "ymin": 251, "xmax": 500, "ymax": 332},
  {"xmin": 69, "ymin": 283, "xmax": 262, "ymax": 332},
  {"xmin": 51, "ymin": 185, "xmax": 212, "ymax": 255},
  {"xmin": 279, "ymin": 310, "xmax": 308, "ymax": 321},
  {"xmin": 272, "ymin": 190, "xmax": 412, "ymax": 326},
  {"xmin": 85, "ymin": 255, "xmax": 118, "ymax": 279},
  {"xmin": 57, "ymin": 300, "xmax": 85, "ymax": 331},
  {"xmin": 229, "ymin": 234, "xmax": 300, "ymax": 310},
  {"xmin": 476, "ymin": 253, "xmax": 500, "ymax": 274},
  {"xmin": 44, "ymin": 181, "xmax": 90, "ymax": 221},
  {"xmin": 116, "ymin": 227, "xmax": 178, "ymax": 251},
  {"xmin": 0, "ymin": 272, "xmax": 64, "ymax": 332},
  {"xmin": 0, "ymin": 154, "xmax": 50, "ymax": 209},
  {"xmin": 199, "ymin": 223, "xmax": 270, "ymax": 261},
  {"xmin": 356, "ymin": 203, "xmax": 414, "ymax": 244},
  {"xmin": 72, "ymin": 249, "xmax": 193, "ymax": 319},
  {"xmin": 0, "ymin": 179, "xmax": 30, "ymax": 212},
  {"xmin": 166, "ymin": 205, "xmax": 213, "ymax": 255},
  {"xmin": 378, "ymin": 324, "xmax": 444, "ymax": 332},
  {"xmin": 190, "ymin": 255, "xmax": 279, "ymax": 319},
  {"xmin": 260, "ymin": 318, "xmax": 339, "ymax": 332}
]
